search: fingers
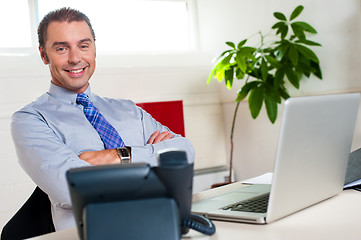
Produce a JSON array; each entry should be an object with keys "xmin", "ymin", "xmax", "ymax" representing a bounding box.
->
[
  {"xmin": 147, "ymin": 131, "xmax": 159, "ymax": 144},
  {"xmin": 147, "ymin": 130, "xmax": 173, "ymax": 144},
  {"xmin": 154, "ymin": 131, "xmax": 173, "ymax": 143}
]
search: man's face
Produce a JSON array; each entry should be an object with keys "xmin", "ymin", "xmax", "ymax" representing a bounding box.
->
[{"xmin": 39, "ymin": 21, "xmax": 96, "ymax": 93}]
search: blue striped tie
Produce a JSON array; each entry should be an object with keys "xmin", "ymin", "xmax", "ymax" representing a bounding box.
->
[{"xmin": 76, "ymin": 93, "xmax": 125, "ymax": 149}]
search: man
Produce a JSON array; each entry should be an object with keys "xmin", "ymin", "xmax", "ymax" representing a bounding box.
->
[{"xmin": 11, "ymin": 7, "xmax": 194, "ymax": 231}]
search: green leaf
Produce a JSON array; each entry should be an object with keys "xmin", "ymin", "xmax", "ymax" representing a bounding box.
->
[
  {"xmin": 220, "ymin": 53, "xmax": 233, "ymax": 65},
  {"xmin": 274, "ymin": 68, "xmax": 285, "ymax": 87},
  {"xmin": 285, "ymin": 67, "xmax": 300, "ymax": 88},
  {"xmin": 278, "ymin": 86, "xmax": 291, "ymax": 99},
  {"xmin": 292, "ymin": 21, "xmax": 317, "ymax": 33},
  {"xmin": 288, "ymin": 44, "xmax": 299, "ymax": 66},
  {"xmin": 265, "ymin": 96, "xmax": 278, "ymax": 123},
  {"xmin": 275, "ymin": 41, "xmax": 290, "ymax": 60},
  {"xmin": 297, "ymin": 59, "xmax": 312, "ymax": 72},
  {"xmin": 235, "ymin": 68, "xmax": 245, "ymax": 79},
  {"xmin": 310, "ymin": 61, "xmax": 323, "ymax": 79},
  {"xmin": 224, "ymin": 67, "xmax": 234, "ymax": 89},
  {"xmin": 291, "ymin": 23, "xmax": 306, "ymax": 40},
  {"xmin": 248, "ymin": 87, "xmax": 264, "ymax": 119},
  {"xmin": 207, "ymin": 60, "xmax": 222, "ymax": 84},
  {"xmin": 212, "ymin": 53, "xmax": 234, "ymax": 81},
  {"xmin": 276, "ymin": 24, "xmax": 289, "ymax": 39},
  {"xmin": 226, "ymin": 41, "xmax": 236, "ymax": 49},
  {"xmin": 214, "ymin": 69, "xmax": 225, "ymax": 82},
  {"xmin": 217, "ymin": 50, "xmax": 233, "ymax": 60},
  {"xmin": 237, "ymin": 39, "xmax": 247, "ymax": 49},
  {"xmin": 260, "ymin": 58, "xmax": 269, "ymax": 81},
  {"xmin": 282, "ymin": 25, "xmax": 289, "ymax": 39},
  {"xmin": 272, "ymin": 21, "xmax": 286, "ymax": 30},
  {"xmin": 239, "ymin": 47, "xmax": 257, "ymax": 61},
  {"xmin": 290, "ymin": 5, "xmax": 304, "ymax": 21},
  {"xmin": 207, "ymin": 67, "xmax": 216, "ymax": 84},
  {"xmin": 296, "ymin": 70, "xmax": 303, "ymax": 81},
  {"xmin": 236, "ymin": 81, "xmax": 260, "ymax": 102},
  {"xmin": 295, "ymin": 39, "xmax": 321, "ymax": 46},
  {"xmin": 295, "ymin": 44, "xmax": 319, "ymax": 63},
  {"xmin": 264, "ymin": 55, "xmax": 281, "ymax": 68},
  {"xmin": 296, "ymin": 63, "xmax": 311, "ymax": 78},
  {"xmin": 264, "ymin": 81, "xmax": 281, "ymax": 102},
  {"xmin": 235, "ymin": 54, "xmax": 247, "ymax": 73},
  {"xmin": 274, "ymin": 12, "xmax": 287, "ymax": 21}
]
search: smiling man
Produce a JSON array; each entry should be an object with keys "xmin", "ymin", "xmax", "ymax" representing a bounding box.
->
[
  {"xmin": 39, "ymin": 20, "xmax": 95, "ymax": 93},
  {"xmin": 11, "ymin": 8, "xmax": 194, "ymax": 231}
]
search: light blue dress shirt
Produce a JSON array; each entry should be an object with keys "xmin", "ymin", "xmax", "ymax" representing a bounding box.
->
[{"xmin": 11, "ymin": 83, "xmax": 195, "ymax": 231}]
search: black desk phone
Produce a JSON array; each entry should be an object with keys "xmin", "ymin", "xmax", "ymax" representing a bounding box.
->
[{"xmin": 66, "ymin": 150, "xmax": 215, "ymax": 240}]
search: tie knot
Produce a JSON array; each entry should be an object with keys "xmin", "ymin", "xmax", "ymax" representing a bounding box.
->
[{"xmin": 76, "ymin": 93, "xmax": 90, "ymax": 106}]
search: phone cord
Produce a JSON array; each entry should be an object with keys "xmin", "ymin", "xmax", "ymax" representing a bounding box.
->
[{"xmin": 182, "ymin": 214, "xmax": 216, "ymax": 235}]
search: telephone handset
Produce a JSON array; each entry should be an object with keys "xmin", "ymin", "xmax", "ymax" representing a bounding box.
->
[{"xmin": 156, "ymin": 150, "xmax": 216, "ymax": 236}]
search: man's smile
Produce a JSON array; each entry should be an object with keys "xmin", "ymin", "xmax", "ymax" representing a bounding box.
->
[
  {"xmin": 64, "ymin": 66, "xmax": 87, "ymax": 72},
  {"xmin": 64, "ymin": 66, "xmax": 88, "ymax": 77}
]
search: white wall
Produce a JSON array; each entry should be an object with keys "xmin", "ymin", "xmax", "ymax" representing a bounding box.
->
[{"xmin": 197, "ymin": 0, "xmax": 361, "ymax": 180}]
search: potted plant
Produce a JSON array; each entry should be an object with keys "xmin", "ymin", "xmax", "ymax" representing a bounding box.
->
[{"xmin": 208, "ymin": 5, "xmax": 322, "ymax": 187}]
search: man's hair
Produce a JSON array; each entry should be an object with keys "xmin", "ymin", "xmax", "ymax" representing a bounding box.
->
[{"xmin": 38, "ymin": 7, "xmax": 96, "ymax": 49}]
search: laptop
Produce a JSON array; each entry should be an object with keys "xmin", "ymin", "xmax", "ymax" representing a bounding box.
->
[{"xmin": 192, "ymin": 93, "xmax": 360, "ymax": 224}]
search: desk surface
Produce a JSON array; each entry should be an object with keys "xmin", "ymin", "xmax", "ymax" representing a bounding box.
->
[{"xmin": 31, "ymin": 189, "xmax": 361, "ymax": 240}]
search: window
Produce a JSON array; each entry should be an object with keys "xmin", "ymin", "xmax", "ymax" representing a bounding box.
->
[
  {"xmin": 0, "ymin": 0, "xmax": 32, "ymax": 48},
  {"xmin": 0, "ymin": 0, "xmax": 195, "ymax": 54}
]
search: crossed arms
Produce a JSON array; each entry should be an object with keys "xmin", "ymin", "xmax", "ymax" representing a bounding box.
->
[{"xmin": 78, "ymin": 130, "xmax": 173, "ymax": 165}]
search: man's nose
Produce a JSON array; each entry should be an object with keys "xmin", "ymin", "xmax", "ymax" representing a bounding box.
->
[{"xmin": 68, "ymin": 49, "xmax": 81, "ymax": 64}]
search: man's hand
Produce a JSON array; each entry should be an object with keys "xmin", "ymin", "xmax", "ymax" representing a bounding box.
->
[
  {"xmin": 78, "ymin": 149, "xmax": 119, "ymax": 166},
  {"xmin": 147, "ymin": 130, "xmax": 173, "ymax": 144}
]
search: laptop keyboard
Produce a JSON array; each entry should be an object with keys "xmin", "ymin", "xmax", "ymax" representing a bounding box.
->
[{"xmin": 221, "ymin": 193, "xmax": 270, "ymax": 213}]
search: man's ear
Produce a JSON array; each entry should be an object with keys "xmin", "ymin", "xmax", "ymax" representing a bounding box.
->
[{"xmin": 39, "ymin": 46, "xmax": 49, "ymax": 65}]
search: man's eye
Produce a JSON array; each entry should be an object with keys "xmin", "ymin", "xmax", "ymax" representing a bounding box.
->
[
  {"xmin": 56, "ymin": 47, "xmax": 65, "ymax": 52},
  {"xmin": 80, "ymin": 45, "xmax": 89, "ymax": 49}
]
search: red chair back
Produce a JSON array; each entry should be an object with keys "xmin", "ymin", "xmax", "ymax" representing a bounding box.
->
[{"xmin": 136, "ymin": 100, "xmax": 185, "ymax": 137}]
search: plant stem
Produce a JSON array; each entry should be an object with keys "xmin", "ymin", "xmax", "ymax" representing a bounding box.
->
[
  {"xmin": 229, "ymin": 100, "xmax": 241, "ymax": 183},
  {"xmin": 259, "ymin": 31, "xmax": 264, "ymax": 46}
]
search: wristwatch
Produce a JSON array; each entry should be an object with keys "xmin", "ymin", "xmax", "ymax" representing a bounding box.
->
[{"xmin": 116, "ymin": 147, "xmax": 131, "ymax": 164}]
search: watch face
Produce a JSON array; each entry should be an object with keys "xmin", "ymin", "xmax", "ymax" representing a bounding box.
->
[{"xmin": 117, "ymin": 147, "xmax": 130, "ymax": 164}]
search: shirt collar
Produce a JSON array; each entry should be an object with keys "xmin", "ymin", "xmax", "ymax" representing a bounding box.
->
[{"xmin": 48, "ymin": 82, "xmax": 92, "ymax": 105}]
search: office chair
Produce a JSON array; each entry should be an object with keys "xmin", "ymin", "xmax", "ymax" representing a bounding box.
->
[{"xmin": 1, "ymin": 187, "xmax": 55, "ymax": 240}]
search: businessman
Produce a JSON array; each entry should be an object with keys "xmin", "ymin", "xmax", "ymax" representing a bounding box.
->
[{"xmin": 11, "ymin": 7, "xmax": 194, "ymax": 231}]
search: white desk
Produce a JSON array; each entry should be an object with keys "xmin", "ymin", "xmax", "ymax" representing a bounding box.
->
[{"xmin": 31, "ymin": 189, "xmax": 361, "ymax": 240}]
